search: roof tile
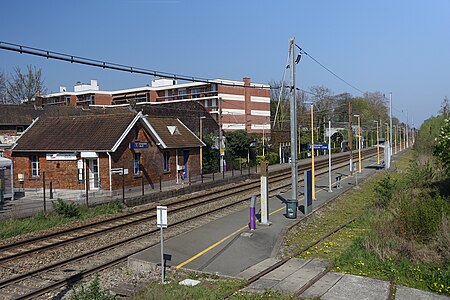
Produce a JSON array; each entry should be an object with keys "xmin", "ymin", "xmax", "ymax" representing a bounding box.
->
[{"xmin": 13, "ymin": 113, "xmax": 136, "ymax": 152}]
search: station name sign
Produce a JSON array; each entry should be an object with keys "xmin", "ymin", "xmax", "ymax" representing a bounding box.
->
[
  {"xmin": 306, "ymin": 143, "xmax": 329, "ymax": 151},
  {"xmin": 46, "ymin": 153, "xmax": 77, "ymax": 161},
  {"xmin": 129, "ymin": 141, "xmax": 149, "ymax": 149}
]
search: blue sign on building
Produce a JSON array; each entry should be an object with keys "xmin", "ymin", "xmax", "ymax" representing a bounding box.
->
[
  {"xmin": 306, "ymin": 143, "xmax": 329, "ymax": 151},
  {"xmin": 129, "ymin": 142, "xmax": 149, "ymax": 149}
]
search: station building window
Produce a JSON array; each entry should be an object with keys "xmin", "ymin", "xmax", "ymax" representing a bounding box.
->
[
  {"xmin": 133, "ymin": 153, "xmax": 141, "ymax": 176},
  {"xmin": 163, "ymin": 151, "xmax": 169, "ymax": 172},
  {"xmin": 31, "ymin": 155, "xmax": 40, "ymax": 177}
]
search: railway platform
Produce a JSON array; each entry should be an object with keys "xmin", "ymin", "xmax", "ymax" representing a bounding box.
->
[{"xmin": 128, "ymin": 154, "xmax": 449, "ymax": 299}]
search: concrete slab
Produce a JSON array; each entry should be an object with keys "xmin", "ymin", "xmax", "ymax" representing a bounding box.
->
[
  {"xmin": 179, "ymin": 279, "xmax": 201, "ymax": 286},
  {"xmin": 396, "ymin": 285, "xmax": 450, "ymax": 300},
  {"xmin": 261, "ymin": 258, "xmax": 310, "ymax": 281},
  {"xmin": 299, "ymin": 272, "xmax": 343, "ymax": 299},
  {"xmin": 322, "ymin": 274, "xmax": 390, "ymax": 300},
  {"xmin": 236, "ymin": 257, "xmax": 280, "ymax": 279},
  {"xmin": 271, "ymin": 258, "xmax": 330, "ymax": 295},
  {"xmin": 241, "ymin": 278, "xmax": 279, "ymax": 294}
]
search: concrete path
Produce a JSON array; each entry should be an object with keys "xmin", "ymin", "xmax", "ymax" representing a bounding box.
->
[{"xmin": 240, "ymin": 257, "xmax": 449, "ymax": 299}]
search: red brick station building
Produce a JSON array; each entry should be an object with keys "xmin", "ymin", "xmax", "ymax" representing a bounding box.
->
[
  {"xmin": 1, "ymin": 76, "xmax": 270, "ymax": 194},
  {"xmin": 11, "ymin": 112, "xmax": 204, "ymax": 192}
]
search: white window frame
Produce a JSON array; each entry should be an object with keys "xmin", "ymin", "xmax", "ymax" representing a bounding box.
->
[{"xmin": 31, "ymin": 155, "xmax": 40, "ymax": 177}]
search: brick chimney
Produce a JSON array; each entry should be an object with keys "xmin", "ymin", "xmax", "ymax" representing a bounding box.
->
[{"xmin": 243, "ymin": 77, "xmax": 251, "ymax": 87}]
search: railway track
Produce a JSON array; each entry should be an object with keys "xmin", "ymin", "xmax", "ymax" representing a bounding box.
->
[{"xmin": 0, "ymin": 148, "xmax": 379, "ymax": 299}]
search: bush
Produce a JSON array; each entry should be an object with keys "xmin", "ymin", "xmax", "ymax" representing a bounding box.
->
[
  {"xmin": 396, "ymin": 192, "xmax": 448, "ymax": 244},
  {"xmin": 53, "ymin": 199, "xmax": 81, "ymax": 218},
  {"xmin": 71, "ymin": 274, "xmax": 116, "ymax": 300},
  {"xmin": 373, "ymin": 173, "xmax": 396, "ymax": 209},
  {"xmin": 233, "ymin": 157, "xmax": 247, "ymax": 170},
  {"xmin": 266, "ymin": 152, "xmax": 279, "ymax": 165},
  {"xmin": 405, "ymin": 160, "xmax": 434, "ymax": 188}
]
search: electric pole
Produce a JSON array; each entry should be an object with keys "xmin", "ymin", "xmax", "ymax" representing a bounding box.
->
[
  {"xmin": 348, "ymin": 99, "xmax": 353, "ymax": 175},
  {"xmin": 219, "ymin": 97, "xmax": 224, "ymax": 172},
  {"xmin": 289, "ymin": 37, "xmax": 298, "ymax": 203},
  {"xmin": 389, "ymin": 92, "xmax": 393, "ymax": 160}
]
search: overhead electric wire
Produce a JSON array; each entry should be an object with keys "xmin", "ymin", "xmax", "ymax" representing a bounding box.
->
[
  {"xmin": 295, "ymin": 44, "xmax": 365, "ymax": 95},
  {"xmin": 272, "ymin": 53, "xmax": 290, "ymax": 129},
  {"xmin": 0, "ymin": 41, "xmax": 269, "ymax": 89}
]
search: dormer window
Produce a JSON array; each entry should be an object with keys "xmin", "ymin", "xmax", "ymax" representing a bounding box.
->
[{"xmin": 167, "ymin": 126, "xmax": 180, "ymax": 135}]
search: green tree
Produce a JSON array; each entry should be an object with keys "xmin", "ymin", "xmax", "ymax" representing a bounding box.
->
[
  {"xmin": 202, "ymin": 133, "xmax": 219, "ymax": 173},
  {"xmin": 416, "ymin": 115, "xmax": 446, "ymax": 155},
  {"xmin": 225, "ymin": 130, "xmax": 253, "ymax": 158},
  {"xmin": 433, "ymin": 118, "xmax": 450, "ymax": 175}
]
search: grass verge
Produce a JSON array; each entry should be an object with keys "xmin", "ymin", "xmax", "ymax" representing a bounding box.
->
[
  {"xmin": 132, "ymin": 271, "xmax": 299, "ymax": 300},
  {"xmin": 0, "ymin": 200, "xmax": 123, "ymax": 240},
  {"xmin": 286, "ymin": 150, "xmax": 450, "ymax": 296}
]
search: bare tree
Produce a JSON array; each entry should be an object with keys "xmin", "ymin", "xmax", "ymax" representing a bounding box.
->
[
  {"xmin": 270, "ymin": 80, "xmax": 290, "ymax": 130},
  {"xmin": 7, "ymin": 65, "xmax": 46, "ymax": 104},
  {"xmin": 440, "ymin": 96, "xmax": 449, "ymax": 118},
  {"xmin": 0, "ymin": 71, "xmax": 7, "ymax": 104}
]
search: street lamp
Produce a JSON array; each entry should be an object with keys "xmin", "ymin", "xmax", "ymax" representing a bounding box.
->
[
  {"xmin": 373, "ymin": 120, "xmax": 380, "ymax": 164},
  {"xmin": 354, "ymin": 114, "xmax": 361, "ymax": 173},
  {"xmin": 262, "ymin": 123, "xmax": 268, "ymax": 157},
  {"xmin": 328, "ymin": 120, "xmax": 332, "ymax": 193},
  {"xmin": 199, "ymin": 116, "xmax": 206, "ymax": 175},
  {"xmin": 384, "ymin": 122, "xmax": 389, "ymax": 144},
  {"xmin": 393, "ymin": 125, "xmax": 397, "ymax": 154},
  {"xmin": 310, "ymin": 103, "xmax": 316, "ymax": 200},
  {"xmin": 397, "ymin": 124, "xmax": 403, "ymax": 152}
]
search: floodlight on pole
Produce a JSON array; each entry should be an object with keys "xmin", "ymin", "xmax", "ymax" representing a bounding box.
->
[
  {"xmin": 311, "ymin": 103, "xmax": 316, "ymax": 200},
  {"xmin": 389, "ymin": 93, "xmax": 393, "ymax": 159},
  {"xmin": 328, "ymin": 120, "xmax": 332, "ymax": 193},
  {"xmin": 373, "ymin": 120, "xmax": 380, "ymax": 164},
  {"xmin": 393, "ymin": 124, "xmax": 397, "ymax": 154},
  {"xmin": 354, "ymin": 114, "xmax": 361, "ymax": 173}
]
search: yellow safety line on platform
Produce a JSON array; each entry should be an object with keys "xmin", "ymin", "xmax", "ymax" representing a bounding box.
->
[
  {"xmin": 175, "ymin": 206, "xmax": 286, "ymax": 269},
  {"xmin": 176, "ymin": 158, "xmax": 378, "ymax": 269}
]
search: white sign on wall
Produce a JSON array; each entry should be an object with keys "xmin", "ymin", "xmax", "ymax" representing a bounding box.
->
[{"xmin": 46, "ymin": 153, "xmax": 77, "ymax": 161}]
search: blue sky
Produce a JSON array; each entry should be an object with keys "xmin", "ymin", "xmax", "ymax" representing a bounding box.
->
[{"xmin": 1, "ymin": 0, "xmax": 450, "ymax": 126}]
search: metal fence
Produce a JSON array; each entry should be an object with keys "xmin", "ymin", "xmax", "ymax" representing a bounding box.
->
[{"xmin": 0, "ymin": 163, "xmax": 262, "ymax": 219}]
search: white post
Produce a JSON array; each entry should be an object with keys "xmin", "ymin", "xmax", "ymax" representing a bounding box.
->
[
  {"xmin": 260, "ymin": 161, "xmax": 271, "ymax": 225},
  {"xmin": 406, "ymin": 110, "xmax": 409, "ymax": 148},
  {"xmin": 157, "ymin": 206, "xmax": 168, "ymax": 284},
  {"xmin": 328, "ymin": 120, "xmax": 332, "ymax": 192},
  {"xmin": 279, "ymin": 143, "xmax": 282, "ymax": 163},
  {"xmin": 389, "ymin": 92, "xmax": 393, "ymax": 159},
  {"xmin": 160, "ymin": 224, "xmax": 164, "ymax": 284}
]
